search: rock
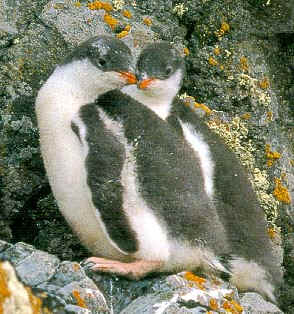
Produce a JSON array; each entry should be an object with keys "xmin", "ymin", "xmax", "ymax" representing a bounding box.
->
[
  {"xmin": 240, "ymin": 292, "xmax": 283, "ymax": 314},
  {"xmin": 0, "ymin": 261, "xmax": 43, "ymax": 314},
  {"xmin": 0, "ymin": 0, "xmax": 293, "ymax": 312}
]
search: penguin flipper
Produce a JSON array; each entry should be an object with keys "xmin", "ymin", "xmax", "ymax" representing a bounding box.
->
[{"xmin": 74, "ymin": 103, "xmax": 139, "ymax": 254}]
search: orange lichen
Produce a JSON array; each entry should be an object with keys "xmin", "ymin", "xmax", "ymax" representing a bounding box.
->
[
  {"xmin": 124, "ymin": 24, "xmax": 131, "ymax": 32},
  {"xmin": 265, "ymin": 144, "xmax": 281, "ymax": 167},
  {"xmin": 273, "ymin": 178, "xmax": 291, "ymax": 204},
  {"xmin": 214, "ymin": 47, "xmax": 221, "ymax": 55},
  {"xmin": 268, "ymin": 227, "xmax": 277, "ymax": 239},
  {"xmin": 73, "ymin": 263, "xmax": 81, "ymax": 272},
  {"xmin": 209, "ymin": 298, "xmax": 219, "ymax": 310},
  {"xmin": 104, "ymin": 13, "xmax": 118, "ymax": 30},
  {"xmin": 122, "ymin": 9, "xmax": 132, "ymax": 18},
  {"xmin": 73, "ymin": 290, "xmax": 87, "ymax": 308},
  {"xmin": 221, "ymin": 21, "xmax": 230, "ymax": 33},
  {"xmin": 116, "ymin": 30, "xmax": 129, "ymax": 38},
  {"xmin": 259, "ymin": 77, "xmax": 270, "ymax": 89},
  {"xmin": 194, "ymin": 102, "xmax": 212, "ymax": 115},
  {"xmin": 143, "ymin": 17, "xmax": 152, "ymax": 26},
  {"xmin": 208, "ymin": 56, "xmax": 218, "ymax": 66},
  {"xmin": 241, "ymin": 113, "xmax": 251, "ymax": 120},
  {"xmin": 0, "ymin": 263, "xmax": 11, "ymax": 314},
  {"xmin": 88, "ymin": 1, "xmax": 102, "ymax": 10},
  {"xmin": 230, "ymin": 300, "xmax": 243, "ymax": 313},
  {"xmin": 215, "ymin": 21, "xmax": 230, "ymax": 37},
  {"xmin": 183, "ymin": 47, "xmax": 190, "ymax": 56},
  {"xmin": 25, "ymin": 287, "xmax": 43, "ymax": 314},
  {"xmin": 240, "ymin": 56, "xmax": 248, "ymax": 72},
  {"xmin": 88, "ymin": 1, "xmax": 113, "ymax": 11},
  {"xmin": 184, "ymin": 271, "xmax": 206, "ymax": 290},
  {"xmin": 267, "ymin": 111, "xmax": 273, "ymax": 121}
]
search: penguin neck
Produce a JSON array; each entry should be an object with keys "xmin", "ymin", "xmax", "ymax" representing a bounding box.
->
[
  {"xmin": 53, "ymin": 59, "xmax": 121, "ymax": 105},
  {"xmin": 121, "ymin": 69, "xmax": 183, "ymax": 120}
]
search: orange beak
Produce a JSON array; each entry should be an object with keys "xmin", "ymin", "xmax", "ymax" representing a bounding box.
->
[
  {"xmin": 119, "ymin": 72, "xmax": 137, "ymax": 84},
  {"xmin": 138, "ymin": 78, "xmax": 155, "ymax": 89}
]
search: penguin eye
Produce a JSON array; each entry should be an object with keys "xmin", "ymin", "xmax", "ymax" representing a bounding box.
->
[
  {"xmin": 165, "ymin": 66, "xmax": 173, "ymax": 76},
  {"xmin": 98, "ymin": 57, "xmax": 107, "ymax": 67}
]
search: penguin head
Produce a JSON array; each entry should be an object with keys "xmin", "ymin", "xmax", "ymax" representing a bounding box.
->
[
  {"xmin": 64, "ymin": 35, "xmax": 137, "ymax": 86},
  {"xmin": 136, "ymin": 42, "xmax": 185, "ymax": 96}
]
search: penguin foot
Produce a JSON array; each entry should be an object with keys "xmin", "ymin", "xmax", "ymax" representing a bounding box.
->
[{"xmin": 84, "ymin": 257, "xmax": 163, "ymax": 280}]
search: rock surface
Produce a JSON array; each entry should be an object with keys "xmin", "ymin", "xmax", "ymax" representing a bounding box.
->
[
  {"xmin": 0, "ymin": 0, "xmax": 293, "ymax": 312},
  {"xmin": 0, "ymin": 241, "xmax": 284, "ymax": 313}
]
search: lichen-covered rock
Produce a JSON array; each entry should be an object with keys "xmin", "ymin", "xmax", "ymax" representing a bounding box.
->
[
  {"xmin": 0, "ymin": 0, "xmax": 293, "ymax": 312},
  {"xmin": 0, "ymin": 241, "xmax": 110, "ymax": 313}
]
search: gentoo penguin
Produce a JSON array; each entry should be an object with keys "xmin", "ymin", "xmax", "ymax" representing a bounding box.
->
[
  {"xmin": 35, "ymin": 36, "xmax": 137, "ymax": 261},
  {"xmin": 77, "ymin": 88, "xmax": 230, "ymax": 281},
  {"xmin": 122, "ymin": 42, "xmax": 283, "ymax": 302}
]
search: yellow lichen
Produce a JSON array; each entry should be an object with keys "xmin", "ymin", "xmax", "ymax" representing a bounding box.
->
[
  {"xmin": 273, "ymin": 178, "xmax": 291, "ymax": 204},
  {"xmin": 113, "ymin": 0, "xmax": 125, "ymax": 10},
  {"xmin": 173, "ymin": 3, "xmax": 188, "ymax": 17},
  {"xmin": 214, "ymin": 47, "xmax": 221, "ymax": 55},
  {"xmin": 183, "ymin": 47, "xmax": 190, "ymax": 56},
  {"xmin": 290, "ymin": 159, "xmax": 294, "ymax": 167},
  {"xmin": 74, "ymin": 1, "xmax": 81, "ymax": 7},
  {"xmin": 116, "ymin": 30, "xmax": 129, "ymax": 38},
  {"xmin": 259, "ymin": 77, "xmax": 270, "ymax": 89},
  {"xmin": 122, "ymin": 9, "xmax": 132, "ymax": 18},
  {"xmin": 207, "ymin": 116, "xmax": 280, "ymax": 224},
  {"xmin": 265, "ymin": 144, "xmax": 281, "ymax": 167},
  {"xmin": 241, "ymin": 113, "xmax": 251, "ymax": 120},
  {"xmin": 240, "ymin": 56, "xmax": 248, "ymax": 72},
  {"xmin": 184, "ymin": 272, "xmax": 206, "ymax": 290},
  {"xmin": 73, "ymin": 290, "xmax": 87, "ymax": 308},
  {"xmin": 124, "ymin": 24, "xmax": 131, "ymax": 31},
  {"xmin": 208, "ymin": 56, "xmax": 218, "ymax": 66},
  {"xmin": 104, "ymin": 13, "xmax": 118, "ymax": 30},
  {"xmin": 209, "ymin": 298, "xmax": 219, "ymax": 311},
  {"xmin": 143, "ymin": 17, "xmax": 152, "ymax": 26}
]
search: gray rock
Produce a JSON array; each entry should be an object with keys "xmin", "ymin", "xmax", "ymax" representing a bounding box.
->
[{"xmin": 240, "ymin": 292, "xmax": 283, "ymax": 314}]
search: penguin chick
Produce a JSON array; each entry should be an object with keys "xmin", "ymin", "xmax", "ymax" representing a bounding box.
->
[
  {"xmin": 123, "ymin": 42, "xmax": 283, "ymax": 303},
  {"xmin": 78, "ymin": 88, "xmax": 230, "ymax": 281},
  {"xmin": 35, "ymin": 36, "xmax": 137, "ymax": 261}
]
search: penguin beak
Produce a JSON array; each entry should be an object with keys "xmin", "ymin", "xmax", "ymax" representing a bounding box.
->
[
  {"xmin": 138, "ymin": 78, "xmax": 155, "ymax": 89},
  {"xmin": 119, "ymin": 72, "xmax": 137, "ymax": 84}
]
